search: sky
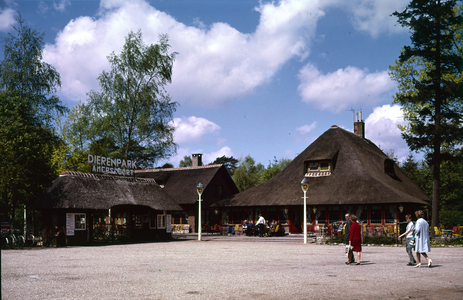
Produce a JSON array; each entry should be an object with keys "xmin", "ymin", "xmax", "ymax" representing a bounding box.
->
[{"xmin": 0, "ymin": 0, "xmax": 422, "ymax": 167}]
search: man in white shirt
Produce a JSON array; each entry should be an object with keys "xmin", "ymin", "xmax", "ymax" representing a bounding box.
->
[{"xmin": 256, "ymin": 214, "xmax": 266, "ymax": 237}]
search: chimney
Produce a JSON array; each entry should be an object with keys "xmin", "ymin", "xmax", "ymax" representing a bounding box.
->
[
  {"xmin": 192, "ymin": 153, "xmax": 203, "ymax": 167},
  {"xmin": 354, "ymin": 111, "xmax": 365, "ymax": 139}
]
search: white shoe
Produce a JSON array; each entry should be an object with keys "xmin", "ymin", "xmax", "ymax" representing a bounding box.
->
[
  {"xmin": 428, "ymin": 259, "xmax": 432, "ymax": 267},
  {"xmin": 414, "ymin": 263, "xmax": 421, "ymax": 268}
]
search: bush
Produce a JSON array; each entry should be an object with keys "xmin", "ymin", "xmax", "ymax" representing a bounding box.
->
[
  {"xmin": 439, "ymin": 211, "xmax": 463, "ymax": 226},
  {"xmin": 363, "ymin": 236, "xmax": 396, "ymax": 245}
]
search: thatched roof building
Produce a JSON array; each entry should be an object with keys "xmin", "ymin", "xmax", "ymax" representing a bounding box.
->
[
  {"xmin": 31, "ymin": 171, "xmax": 182, "ymax": 211},
  {"xmin": 135, "ymin": 160, "xmax": 240, "ymax": 232},
  {"xmin": 211, "ymin": 124, "xmax": 430, "ymax": 233},
  {"xmin": 136, "ymin": 164, "xmax": 238, "ymax": 207},
  {"xmin": 215, "ymin": 125, "xmax": 429, "ymax": 207}
]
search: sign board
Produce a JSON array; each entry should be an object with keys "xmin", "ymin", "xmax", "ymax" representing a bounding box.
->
[
  {"xmin": 66, "ymin": 213, "xmax": 75, "ymax": 236},
  {"xmin": 166, "ymin": 214, "xmax": 172, "ymax": 233}
]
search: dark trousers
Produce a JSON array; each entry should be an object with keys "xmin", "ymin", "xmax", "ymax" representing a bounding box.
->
[{"xmin": 406, "ymin": 238, "xmax": 416, "ymax": 263}]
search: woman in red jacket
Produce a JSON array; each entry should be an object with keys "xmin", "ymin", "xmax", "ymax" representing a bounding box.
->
[{"xmin": 349, "ymin": 215, "xmax": 362, "ymax": 265}]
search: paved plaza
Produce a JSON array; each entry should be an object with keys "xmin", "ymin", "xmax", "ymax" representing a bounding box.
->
[{"xmin": 2, "ymin": 235, "xmax": 463, "ymax": 299}]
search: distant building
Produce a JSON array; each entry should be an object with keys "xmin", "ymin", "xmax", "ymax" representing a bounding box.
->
[
  {"xmin": 135, "ymin": 154, "xmax": 240, "ymax": 232},
  {"xmin": 30, "ymin": 171, "xmax": 182, "ymax": 245},
  {"xmin": 212, "ymin": 120, "xmax": 430, "ymax": 234}
]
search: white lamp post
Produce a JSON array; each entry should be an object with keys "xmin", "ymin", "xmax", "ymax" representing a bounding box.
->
[
  {"xmin": 301, "ymin": 178, "xmax": 309, "ymax": 244},
  {"xmin": 197, "ymin": 183, "xmax": 204, "ymax": 241}
]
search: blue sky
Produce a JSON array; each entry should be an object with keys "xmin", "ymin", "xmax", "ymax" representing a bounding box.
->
[{"xmin": 1, "ymin": 0, "xmax": 421, "ymax": 167}]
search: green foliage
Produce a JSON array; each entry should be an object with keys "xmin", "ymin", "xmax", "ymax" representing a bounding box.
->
[
  {"xmin": 363, "ymin": 236, "xmax": 397, "ymax": 245},
  {"xmin": 0, "ymin": 14, "xmax": 68, "ymax": 126},
  {"xmin": 400, "ymin": 153, "xmax": 463, "ymax": 212},
  {"xmin": 179, "ymin": 156, "xmax": 192, "ymax": 168},
  {"xmin": 209, "ymin": 155, "xmax": 239, "ymax": 176},
  {"xmin": 0, "ymin": 15, "xmax": 66, "ymax": 223},
  {"xmin": 439, "ymin": 211, "xmax": 463, "ymax": 226},
  {"xmin": 232, "ymin": 155, "xmax": 264, "ymax": 192},
  {"xmin": 0, "ymin": 92, "xmax": 60, "ymax": 221},
  {"xmin": 232, "ymin": 155, "xmax": 291, "ymax": 192},
  {"xmin": 75, "ymin": 30, "xmax": 178, "ymax": 169},
  {"xmin": 390, "ymin": 1, "xmax": 463, "ymax": 229},
  {"xmin": 259, "ymin": 156, "xmax": 291, "ymax": 184}
]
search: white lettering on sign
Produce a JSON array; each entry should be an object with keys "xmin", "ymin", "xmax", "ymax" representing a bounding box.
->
[{"xmin": 88, "ymin": 155, "xmax": 138, "ymax": 175}]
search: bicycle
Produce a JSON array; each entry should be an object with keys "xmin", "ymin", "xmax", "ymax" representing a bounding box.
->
[
  {"xmin": 1, "ymin": 232, "xmax": 9, "ymax": 249},
  {"xmin": 24, "ymin": 231, "xmax": 36, "ymax": 247}
]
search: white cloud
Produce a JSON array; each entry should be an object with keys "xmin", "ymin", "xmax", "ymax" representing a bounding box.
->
[
  {"xmin": 296, "ymin": 122, "xmax": 317, "ymax": 135},
  {"xmin": 43, "ymin": 0, "xmax": 331, "ymax": 105},
  {"xmin": 0, "ymin": 7, "xmax": 15, "ymax": 32},
  {"xmin": 165, "ymin": 146, "xmax": 233, "ymax": 167},
  {"xmin": 344, "ymin": 0, "xmax": 408, "ymax": 38},
  {"xmin": 365, "ymin": 104, "xmax": 409, "ymax": 162},
  {"xmin": 297, "ymin": 63, "xmax": 396, "ymax": 112},
  {"xmin": 170, "ymin": 116, "xmax": 221, "ymax": 145},
  {"xmin": 203, "ymin": 146, "xmax": 234, "ymax": 164}
]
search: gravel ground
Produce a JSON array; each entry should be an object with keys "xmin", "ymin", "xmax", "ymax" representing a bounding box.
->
[{"xmin": 2, "ymin": 236, "xmax": 463, "ymax": 300}]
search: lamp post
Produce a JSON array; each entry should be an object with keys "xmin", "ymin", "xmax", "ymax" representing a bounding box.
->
[
  {"xmin": 197, "ymin": 183, "xmax": 204, "ymax": 241},
  {"xmin": 301, "ymin": 178, "xmax": 309, "ymax": 244}
]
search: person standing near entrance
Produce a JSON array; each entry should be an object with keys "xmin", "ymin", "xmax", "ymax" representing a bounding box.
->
[
  {"xmin": 398, "ymin": 214, "xmax": 416, "ymax": 266},
  {"xmin": 256, "ymin": 214, "xmax": 266, "ymax": 237},
  {"xmin": 344, "ymin": 213, "xmax": 353, "ymax": 264}
]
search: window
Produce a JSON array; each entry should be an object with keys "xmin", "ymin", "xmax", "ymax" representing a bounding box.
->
[
  {"xmin": 356, "ymin": 206, "xmax": 368, "ymax": 224},
  {"xmin": 309, "ymin": 162, "xmax": 318, "ymax": 171},
  {"xmin": 181, "ymin": 212, "xmax": 188, "ymax": 224},
  {"xmin": 371, "ymin": 205, "xmax": 382, "ymax": 224},
  {"xmin": 384, "ymin": 159, "xmax": 395, "ymax": 176},
  {"xmin": 157, "ymin": 214, "xmax": 166, "ymax": 229},
  {"xmin": 222, "ymin": 208, "xmax": 230, "ymax": 225},
  {"xmin": 266, "ymin": 208, "xmax": 277, "ymax": 223},
  {"xmin": 279, "ymin": 208, "xmax": 289, "ymax": 224},
  {"xmin": 231, "ymin": 208, "xmax": 241, "ymax": 224},
  {"xmin": 316, "ymin": 208, "xmax": 326, "ymax": 224},
  {"xmin": 173, "ymin": 212, "xmax": 181, "ymax": 224},
  {"xmin": 149, "ymin": 215, "xmax": 156, "ymax": 229},
  {"xmin": 306, "ymin": 161, "xmax": 331, "ymax": 172},
  {"xmin": 75, "ymin": 213, "xmax": 86, "ymax": 230},
  {"xmin": 134, "ymin": 215, "xmax": 142, "ymax": 229},
  {"xmin": 320, "ymin": 162, "xmax": 330, "ymax": 171},
  {"xmin": 385, "ymin": 205, "xmax": 396, "ymax": 224},
  {"xmin": 328, "ymin": 206, "xmax": 340, "ymax": 224}
]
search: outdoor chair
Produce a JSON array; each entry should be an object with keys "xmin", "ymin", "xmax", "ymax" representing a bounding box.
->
[
  {"xmin": 388, "ymin": 226, "xmax": 394, "ymax": 235},
  {"xmin": 433, "ymin": 227, "xmax": 442, "ymax": 236},
  {"xmin": 454, "ymin": 227, "xmax": 463, "ymax": 237},
  {"xmin": 234, "ymin": 224, "xmax": 240, "ymax": 235}
]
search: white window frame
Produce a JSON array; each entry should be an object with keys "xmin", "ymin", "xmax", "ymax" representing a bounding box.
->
[
  {"xmin": 74, "ymin": 213, "xmax": 86, "ymax": 230},
  {"xmin": 157, "ymin": 214, "xmax": 166, "ymax": 229}
]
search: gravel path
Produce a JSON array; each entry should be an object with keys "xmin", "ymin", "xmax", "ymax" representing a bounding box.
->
[{"xmin": 2, "ymin": 238, "xmax": 462, "ymax": 299}]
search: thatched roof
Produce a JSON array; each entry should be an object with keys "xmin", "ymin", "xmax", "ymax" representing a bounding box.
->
[
  {"xmin": 213, "ymin": 125, "xmax": 430, "ymax": 207},
  {"xmin": 135, "ymin": 164, "xmax": 239, "ymax": 206},
  {"xmin": 30, "ymin": 171, "xmax": 182, "ymax": 211}
]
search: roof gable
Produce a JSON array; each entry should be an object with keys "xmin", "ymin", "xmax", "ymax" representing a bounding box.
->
[
  {"xmin": 135, "ymin": 164, "xmax": 239, "ymax": 205},
  {"xmin": 214, "ymin": 126, "xmax": 430, "ymax": 207}
]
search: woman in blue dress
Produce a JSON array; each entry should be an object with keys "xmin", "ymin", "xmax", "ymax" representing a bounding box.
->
[{"xmin": 414, "ymin": 210, "xmax": 432, "ymax": 268}]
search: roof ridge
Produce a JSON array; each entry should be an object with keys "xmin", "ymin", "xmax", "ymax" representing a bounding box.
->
[
  {"xmin": 135, "ymin": 164, "xmax": 223, "ymax": 173},
  {"xmin": 59, "ymin": 171, "xmax": 156, "ymax": 183}
]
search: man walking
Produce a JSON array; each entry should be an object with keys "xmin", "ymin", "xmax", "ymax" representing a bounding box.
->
[
  {"xmin": 344, "ymin": 213, "xmax": 353, "ymax": 264},
  {"xmin": 256, "ymin": 214, "xmax": 266, "ymax": 237}
]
